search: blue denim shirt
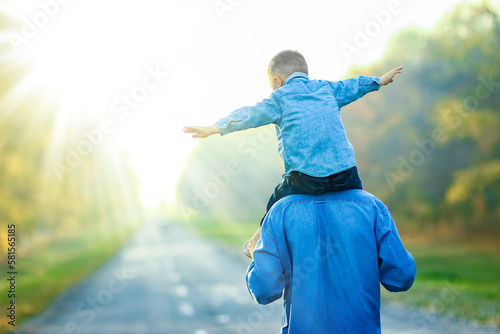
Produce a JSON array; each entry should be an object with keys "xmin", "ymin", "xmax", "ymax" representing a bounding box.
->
[
  {"xmin": 246, "ymin": 190, "xmax": 416, "ymax": 334},
  {"xmin": 216, "ymin": 73, "xmax": 381, "ymax": 177}
]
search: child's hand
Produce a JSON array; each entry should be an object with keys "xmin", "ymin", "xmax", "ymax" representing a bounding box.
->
[
  {"xmin": 380, "ymin": 66, "xmax": 403, "ymax": 86},
  {"xmin": 183, "ymin": 124, "xmax": 220, "ymax": 138}
]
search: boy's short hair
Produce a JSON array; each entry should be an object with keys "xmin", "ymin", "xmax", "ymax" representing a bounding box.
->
[{"xmin": 268, "ymin": 50, "xmax": 308, "ymax": 78}]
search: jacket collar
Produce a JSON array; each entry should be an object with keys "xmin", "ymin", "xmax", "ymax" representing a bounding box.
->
[{"xmin": 283, "ymin": 72, "xmax": 309, "ymax": 85}]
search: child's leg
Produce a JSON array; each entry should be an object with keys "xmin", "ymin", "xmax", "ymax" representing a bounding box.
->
[
  {"xmin": 267, "ymin": 167, "xmax": 362, "ymax": 214},
  {"xmin": 265, "ymin": 171, "xmax": 331, "ymax": 214},
  {"xmin": 242, "ymin": 227, "xmax": 261, "ymax": 259},
  {"xmin": 265, "ymin": 174, "xmax": 296, "ymax": 213},
  {"xmin": 327, "ymin": 166, "xmax": 363, "ymax": 191}
]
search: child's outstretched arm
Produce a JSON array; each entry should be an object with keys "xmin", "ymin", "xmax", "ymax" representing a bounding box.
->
[
  {"xmin": 185, "ymin": 96, "xmax": 280, "ymax": 138},
  {"xmin": 380, "ymin": 66, "xmax": 403, "ymax": 86},
  {"xmin": 183, "ymin": 124, "xmax": 220, "ymax": 138},
  {"xmin": 330, "ymin": 66, "xmax": 403, "ymax": 108}
]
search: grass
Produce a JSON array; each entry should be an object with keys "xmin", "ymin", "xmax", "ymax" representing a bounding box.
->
[
  {"xmin": 0, "ymin": 225, "xmax": 138, "ymax": 333},
  {"xmin": 186, "ymin": 219, "xmax": 500, "ymax": 327},
  {"xmin": 382, "ymin": 243, "xmax": 500, "ymax": 327},
  {"xmin": 185, "ymin": 218, "xmax": 258, "ymax": 247}
]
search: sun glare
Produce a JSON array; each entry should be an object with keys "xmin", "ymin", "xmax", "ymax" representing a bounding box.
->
[{"xmin": 5, "ymin": 0, "xmax": 203, "ymax": 207}]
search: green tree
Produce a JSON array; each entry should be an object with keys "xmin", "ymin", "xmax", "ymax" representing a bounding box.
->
[{"xmin": 344, "ymin": 0, "xmax": 500, "ymax": 233}]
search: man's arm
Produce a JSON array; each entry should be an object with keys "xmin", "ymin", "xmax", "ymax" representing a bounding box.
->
[
  {"xmin": 246, "ymin": 225, "xmax": 286, "ymax": 305},
  {"xmin": 376, "ymin": 206, "xmax": 416, "ymax": 292}
]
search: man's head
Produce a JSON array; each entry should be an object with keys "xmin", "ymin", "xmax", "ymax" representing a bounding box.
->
[{"xmin": 268, "ymin": 50, "xmax": 308, "ymax": 90}]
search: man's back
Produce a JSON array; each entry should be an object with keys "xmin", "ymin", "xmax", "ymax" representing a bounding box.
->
[{"xmin": 246, "ymin": 190, "xmax": 416, "ymax": 334}]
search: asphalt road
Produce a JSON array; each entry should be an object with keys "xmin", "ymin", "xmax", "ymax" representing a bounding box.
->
[{"xmin": 14, "ymin": 221, "xmax": 499, "ymax": 334}]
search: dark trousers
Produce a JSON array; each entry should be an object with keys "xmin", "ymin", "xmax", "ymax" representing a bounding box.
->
[{"xmin": 262, "ymin": 166, "xmax": 362, "ymax": 225}]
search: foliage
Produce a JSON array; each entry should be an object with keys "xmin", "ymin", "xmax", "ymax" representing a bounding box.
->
[{"xmin": 342, "ymin": 0, "xmax": 500, "ymax": 233}]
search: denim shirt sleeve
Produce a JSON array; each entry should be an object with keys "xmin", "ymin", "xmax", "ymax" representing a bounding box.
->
[
  {"xmin": 246, "ymin": 224, "xmax": 286, "ymax": 305},
  {"xmin": 329, "ymin": 75, "xmax": 381, "ymax": 108},
  {"xmin": 215, "ymin": 94, "xmax": 281, "ymax": 136},
  {"xmin": 376, "ymin": 206, "xmax": 417, "ymax": 292}
]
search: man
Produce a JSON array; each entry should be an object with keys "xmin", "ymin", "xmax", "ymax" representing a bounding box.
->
[{"xmin": 246, "ymin": 190, "xmax": 416, "ymax": 334}]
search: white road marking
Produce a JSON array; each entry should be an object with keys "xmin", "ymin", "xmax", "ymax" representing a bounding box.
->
[
  {"xmin": 194, "ymin": 330, "xmax": 208, "ymax": 334},
  {"xmin": 178, "ymin": 302, "xmax": 195, "ymax": 317}
]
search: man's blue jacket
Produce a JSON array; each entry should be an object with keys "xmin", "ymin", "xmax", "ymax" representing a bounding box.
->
[{"xmin": 246, "ymin": 190, "xmax": 416, "ymax": 334}]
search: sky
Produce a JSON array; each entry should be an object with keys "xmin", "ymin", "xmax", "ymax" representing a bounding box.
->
[{"xmin": 3, "ymin": 0, "xmax": 485, "ymax": 207}]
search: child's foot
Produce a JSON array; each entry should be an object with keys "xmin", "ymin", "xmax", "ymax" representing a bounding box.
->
[
  {"xmin": 242, "ymin": 228, "xmax": 261, "ymax": 259},
  {"xmin": 242, "ymin": 240, "xmax": 253, "ymax": 259}
]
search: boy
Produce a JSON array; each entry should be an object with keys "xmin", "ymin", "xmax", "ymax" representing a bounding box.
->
[{"xmin": 184, "ymin": 50, "xmax": 402, "ymax": 258}]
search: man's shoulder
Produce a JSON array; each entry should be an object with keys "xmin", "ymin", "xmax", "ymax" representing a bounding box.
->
[
  {"xmin": 263, "ymin": 190, "xmax": 390, "ymax": 231},
  {"xmin": 270, "ymin": 190, "xmax": 386, "ymax": 212}
]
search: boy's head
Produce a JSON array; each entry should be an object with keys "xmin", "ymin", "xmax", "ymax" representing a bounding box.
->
[{"xmin": 268, "ymin": 50, "xmax": 308, "ymax": 90}]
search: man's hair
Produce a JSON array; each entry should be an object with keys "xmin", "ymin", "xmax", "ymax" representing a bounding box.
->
[{"xmin": 268, "ymin": 50, "xmax": 308, "ymax": 77}]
